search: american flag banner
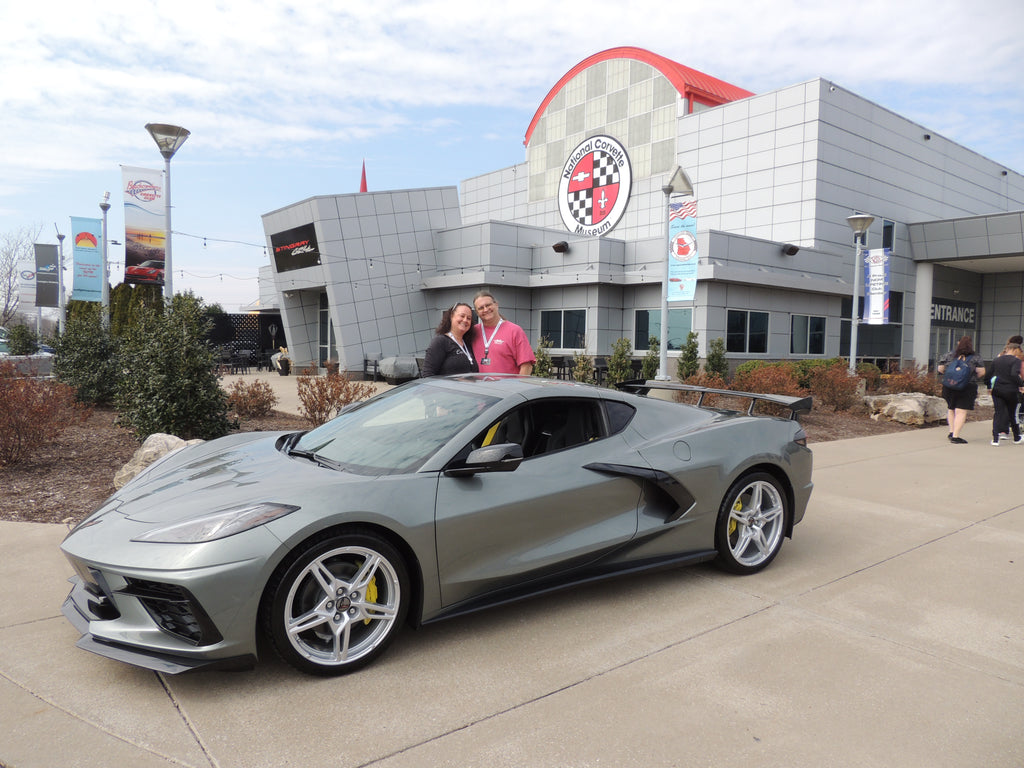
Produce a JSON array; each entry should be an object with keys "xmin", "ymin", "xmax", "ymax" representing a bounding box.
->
[
  {"xmin": 667, "ymin": 199, "xmax": 698, "ymax": 302},
  {"xmin": 669, "ymin": 201, "xmax": 698, "ymax": 221}
]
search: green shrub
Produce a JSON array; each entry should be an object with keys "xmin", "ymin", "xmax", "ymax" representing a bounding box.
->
[
  {"xmin": 676, "ymin": 331, "xmax": 700, "ymax": 380},
  {"xmin": 226, "ymin": 379, "xmax": 279, "ymax": 419},
  {"xmin": 51, "ymin": 305, "xmax": 120, "ymax": 405},
  {"xmin": 0, "ymin": 361, "xmax": 90, "ymax": 466},
  {"xmin": 115, "ymin": 293, "xmax": 232, "ymax": 440},
  {"xmin": 605, "ymin": 337, "xmax": 633, "ymax": 387},
  {"xmin": 641, "ymin": 336, "xmax": 659, "ymax": 380},
  {"xmin": 297, "ymin": 370, "xmax": 377, "ymax": 426},
  {"xmin": 7, "ymin": 324, "xmax": 38, "ymax": 355},
  {"xmin": 572, "ymin": 351, "xmax": 595, "ymax": 384},
  {"xmin": 704, "ymin": 337, "xmax": 728, "ymax": 380},
  {"xmin": 532, "ymin": 337, "xmax": 553, "ymax": 378}
]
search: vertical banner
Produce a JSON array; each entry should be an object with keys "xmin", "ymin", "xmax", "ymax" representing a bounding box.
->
[
  {"xmin": 34, "ymin": 244, "xmax": 59, "ymax": 308},
  {"xmin": 667, "ymin": 200, "xmax": 699, "ymax": 301},
  {"xmin": 863, "ymin": 247, "xmax": 891, "ymax": 324},
  {"xmin": 18, "ymin": 259, "xmax": 37, "ymax": 315},
  {"xmin": 122, "ymin": 166, "xmax": 166, "ymax": 286},
  {"xmin": 71, "ymin": 217, "xmax": 103, "ymax": 302}
]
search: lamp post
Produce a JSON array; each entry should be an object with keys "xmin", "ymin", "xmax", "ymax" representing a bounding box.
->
[
  {"xmin": 99, "ymin": 192, "xmax": 111, "ymax": 327},
  {"xmin": 845, "ymin": 213, "xmax": 875, "ymax": 374},
  {"xmin": 145, "ymin": 123, "xmax": 190, "ymax": 304},
  {"xmin": 659, "ymin": 166, "xmax": 694, "ymax": 380},
  {"xmin": 55, "ymin": 230, "xmax": 66, "ymax": 333}
]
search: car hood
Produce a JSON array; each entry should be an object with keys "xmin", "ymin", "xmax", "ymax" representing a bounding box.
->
[{"xmin": 112, "ymin": 431, "xmax": 366, "ymax": 524}]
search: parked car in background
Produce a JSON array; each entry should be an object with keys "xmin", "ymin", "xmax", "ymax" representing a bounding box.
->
[{"xmin": 60, "ymin": 376, "xmax": 813, "ymax": 678}]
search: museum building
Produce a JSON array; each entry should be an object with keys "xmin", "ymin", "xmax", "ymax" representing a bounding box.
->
[{"xmin": 259, "ymin": 46, "xmax": 1024, "ymax": 375}]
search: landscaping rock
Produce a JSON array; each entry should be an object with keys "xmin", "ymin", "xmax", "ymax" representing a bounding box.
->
[
  {"xmin": 863, "ymin": 392, "xmax": 947, "ymax": 426},
  {"xmin": 114, "ymin": 433, "xmax": 204, "ymax": 489}
]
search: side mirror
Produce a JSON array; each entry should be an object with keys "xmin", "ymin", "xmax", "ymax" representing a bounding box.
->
[{"xmin": 445, "ymin": 443, "xmax": 524, "ymax": 477}]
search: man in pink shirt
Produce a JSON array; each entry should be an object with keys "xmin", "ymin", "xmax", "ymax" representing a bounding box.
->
[{"xmin": 470, "ymin": 290, "xmax": 536, "ymax": 375}]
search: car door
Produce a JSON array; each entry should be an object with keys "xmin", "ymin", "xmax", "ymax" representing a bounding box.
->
[{"xmin": 433, "ymin": 397, "xmax": 643, "ymax": 607}]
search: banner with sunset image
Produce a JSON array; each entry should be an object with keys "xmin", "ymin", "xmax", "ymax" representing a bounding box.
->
[
  {"xmin": 71, "ymin": 216, "xmax": 103, "ymax": 302},
  {"xmin": 121, "ymin": 166, "xmax": 166, "ymax": 286}
]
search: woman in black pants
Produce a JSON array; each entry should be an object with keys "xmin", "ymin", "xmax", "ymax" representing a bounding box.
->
[{"xmin": 989, "ymin": 342, "xmax": 1024, "ymax": 445}]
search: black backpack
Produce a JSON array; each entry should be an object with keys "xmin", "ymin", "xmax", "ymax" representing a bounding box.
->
[{"xmin": 942, "ymin": 356, "xmax": 972, "ymax": 390}]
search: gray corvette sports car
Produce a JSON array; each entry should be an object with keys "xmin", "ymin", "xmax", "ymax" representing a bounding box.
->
[{"xmin": 61, "ymin": 375, "xmax": 813, "ymax": 676}]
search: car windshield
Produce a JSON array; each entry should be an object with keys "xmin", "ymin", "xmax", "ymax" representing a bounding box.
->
[{"xmin": 292, "ymin": 382, "xmax": 500, "ymax": 475}]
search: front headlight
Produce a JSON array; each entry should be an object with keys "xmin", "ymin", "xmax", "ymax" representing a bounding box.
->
[{"xmin": 131, "ymin": 502, "xmax": 300, "ymax": 544}]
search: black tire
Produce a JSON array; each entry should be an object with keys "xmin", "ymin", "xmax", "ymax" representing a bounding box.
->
[
  {"xmin": 713, "ymin": 472, "xmax": 789, "ymax": 575},
  {"xmin": 261, "ymin": 531, "xmax": 409, "ymax": 676}
]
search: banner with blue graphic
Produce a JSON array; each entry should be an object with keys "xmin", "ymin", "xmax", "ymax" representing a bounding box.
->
[
  {"xmin": 667, "ymin": 200, "xmax": 698, "ymax": 301},
  {"xmin": 71, "ymin": 217, "xmax": 103, "ymax": 302}
]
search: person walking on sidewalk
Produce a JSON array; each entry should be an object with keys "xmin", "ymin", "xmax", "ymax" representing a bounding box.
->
[
  {"xmin": 937, "ymin": 335, "xmax": 986, "ymax": 444},
  {"xmin": 988, "ymin": 341, "xmax": 1024, "ymax": 445}
]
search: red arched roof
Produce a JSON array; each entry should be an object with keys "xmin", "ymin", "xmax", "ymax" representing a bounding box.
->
[{"xmin": 524, "ymin": 46, "xmax": 754, "ymax": 146}]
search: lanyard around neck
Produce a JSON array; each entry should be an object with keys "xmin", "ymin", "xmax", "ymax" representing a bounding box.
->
[
  {"xmin": 447, "ymin": 332, "xmax": 471, "ymax": 359},
  {"xmin": 481, "ymin": 319, "xmax": 503, "ymax": 353}
]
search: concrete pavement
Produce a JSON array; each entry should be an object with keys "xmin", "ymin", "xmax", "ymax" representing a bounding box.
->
[{"xmin": 2, "ymin": 413, "xmax": 1023, "ymax": 767}]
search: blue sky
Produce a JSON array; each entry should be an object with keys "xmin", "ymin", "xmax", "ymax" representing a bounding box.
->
[{"xmin": 3, "ymin": 0, "xmax": 1023, "ymax": 311}]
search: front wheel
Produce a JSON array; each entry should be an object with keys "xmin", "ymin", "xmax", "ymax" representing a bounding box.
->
[
  {"xmin": 262, "ymin": 532, "xmax": 409, "ymax": 676},
  {"xmin": 714, "ymin": 472, "xmax": 789, "ymax": 574}
]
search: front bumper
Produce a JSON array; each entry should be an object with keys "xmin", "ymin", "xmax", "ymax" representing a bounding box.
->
[{"xmin": 61, "ymin": 575, "xmax": 256, "ymax": 674}]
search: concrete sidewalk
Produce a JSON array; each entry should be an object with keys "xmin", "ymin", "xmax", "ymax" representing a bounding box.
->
[{"xmin": 2, "ymin": 419, "xmax": 1022, "ymax": 767}]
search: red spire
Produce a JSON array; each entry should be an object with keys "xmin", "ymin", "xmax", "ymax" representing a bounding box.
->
[{"xmin": 359, "ymin": 160, "xmax": 367, "ymax": 192}]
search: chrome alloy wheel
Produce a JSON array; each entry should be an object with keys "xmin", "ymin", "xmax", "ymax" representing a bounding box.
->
[
  {"xmin": 715, "ymin": 473, "xmax": 788, "ymax": 574},
  {"xmin": 282, "ymin": 543, "xmax": 402, "ymax": 669}
]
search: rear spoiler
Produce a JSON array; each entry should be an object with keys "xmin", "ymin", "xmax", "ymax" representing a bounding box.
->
[{"xmin": 616, "ymin": 380, "xmax": 812, "ymax": 421}]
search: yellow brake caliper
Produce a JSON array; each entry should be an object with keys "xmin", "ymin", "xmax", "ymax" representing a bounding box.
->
[
  {"xmin": 729, "ymin": 499, "xmax": 743, "ymax": 536},
  {"xmin": 365, "ymin": 573, "xmax": 378, "ymax": 625}
]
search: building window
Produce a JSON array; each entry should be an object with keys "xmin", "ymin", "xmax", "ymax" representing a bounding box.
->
[
  {"xmin": 635, "ymin": 308, "xmax": 692, "ymax": 351},
  {"xmin": 541, "ymin": 309, "xmax": 586, "ymax": 349},
  {"xmin": 791, "ymin": 315, "xmax": 826, "ymax": 355},
  {"xmin": 726, "ymin": 310, "xmax": 769, "ymax": 354},
  {"xmin": 882, "ymin": 219, "xmax": 895, "ymax": 250},
  {"xmin": 840, "ymin": 291, "xmax": 904, "ymax": 361}
]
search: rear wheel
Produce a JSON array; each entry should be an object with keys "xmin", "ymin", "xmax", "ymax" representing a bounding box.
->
[
  {"xmin": 714, "ymin": 472, "xmax": 788, "ymax": 574},
  {"xmin": 262, "ymin": 532, "xmax": 409, "ymax": 675}
]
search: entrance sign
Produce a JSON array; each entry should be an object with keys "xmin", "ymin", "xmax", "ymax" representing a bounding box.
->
[{"xmin": 558, "ymin": 135, "xmax": 632, "ymax": 237}]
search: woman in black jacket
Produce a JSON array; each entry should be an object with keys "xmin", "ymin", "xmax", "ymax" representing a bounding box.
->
[
  {"xmin": 989, "ymin": 341, "xmax": 1024, "ymax": 445},
  {"xmin": 421, "ymin": 303, "xmax": 478, "ymax": 377}
]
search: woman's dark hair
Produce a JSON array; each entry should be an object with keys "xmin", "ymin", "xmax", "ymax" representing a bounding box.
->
[
  {"xmin": 435, "ymin": 302, "xmax": 473, "ymax": 336},
  {"xmin": 1008, "ymin": 335, "xmax": 1023, "ymax": 346},
  {"xmin": 955, "ymin": 335, "xmax": 974, "ymax": 356}
]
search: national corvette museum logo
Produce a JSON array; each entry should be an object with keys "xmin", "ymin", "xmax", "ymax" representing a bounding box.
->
[{"xmin": 557, "ymin": 135, "xmax": 632, "ymax": 237}]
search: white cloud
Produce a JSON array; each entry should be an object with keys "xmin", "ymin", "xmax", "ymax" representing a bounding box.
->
[{"xmin": 2, "ymin": 0, "xmax": 1022, "ymax": 309}]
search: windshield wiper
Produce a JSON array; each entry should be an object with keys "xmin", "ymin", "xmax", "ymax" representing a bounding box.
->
[{"xmin": 288, "ymin": 449, "xmax": 346, "ymax": 472}]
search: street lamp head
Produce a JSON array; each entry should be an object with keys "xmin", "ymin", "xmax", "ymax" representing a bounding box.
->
[
  {"xmin": 845, "ymin": 213, "xmax": 875, "ymax": 236},
  {"xmin": 664, "ymin": 166, "xmax": 694, "ymax": 197},
  {"xmin": 145, "ymin": 123, "xmax": 190, "ymax": 160},
  {"xmin": 99, "ymin": 190, "xmax": 111, "ymax": 213}
]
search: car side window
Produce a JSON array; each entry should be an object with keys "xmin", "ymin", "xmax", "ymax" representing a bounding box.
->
[{"xmin": 522, "ymin": 399, "xmax": 604, "ymax": 457}]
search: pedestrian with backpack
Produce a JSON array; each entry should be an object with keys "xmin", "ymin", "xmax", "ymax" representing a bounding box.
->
[{"xmin": 937, "ymin": 335, "xmax": 986, "ymax": 444}]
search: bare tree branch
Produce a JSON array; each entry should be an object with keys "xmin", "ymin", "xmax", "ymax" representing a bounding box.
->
[{"xmin": 1, "ymin": 224, "xmax": 44, "ymax": 326}]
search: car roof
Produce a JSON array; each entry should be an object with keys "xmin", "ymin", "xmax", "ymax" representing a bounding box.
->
[{"xmin": 418, "ymin": 374, "xmax": 633, "ymax": 403}]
